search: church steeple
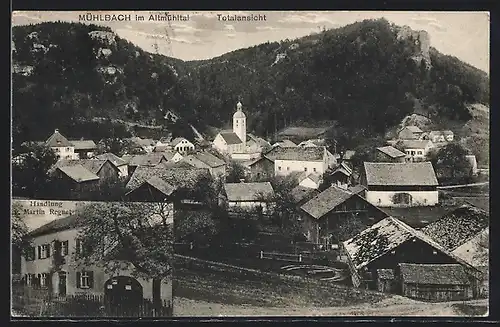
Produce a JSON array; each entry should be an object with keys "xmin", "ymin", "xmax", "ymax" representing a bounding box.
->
[{"xmin": 233, "ymin": 101, "xmax": 246, "ymax": 148}]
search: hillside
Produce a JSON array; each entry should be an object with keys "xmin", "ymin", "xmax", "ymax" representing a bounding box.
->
[{"xmin": 12, "ymin": 19, "xmax": 489, "ymax": 148}]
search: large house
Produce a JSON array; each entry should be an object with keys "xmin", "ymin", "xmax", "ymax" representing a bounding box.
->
[
  {"xmin": 171, "ymin": 137, "xmax": 195, "ymax": 155},
  {"xmin": 400, "ymin": 140, "xmax": 434, "ymax": 162},
  {"xmin": 340, "ymin": 216, "xmax": 483, "ymax": 301},
  {"xmin": 52, "ymin": 165, "xmax": 100, "ymax": 195},
  {"xmin": 20, "ymin": 202, "xmax": 172, "ymax": 304},
  {"xmin": 361, "ymin": 162, "xmax": 439, "ymax": 207},
  {"xmin": 43, "ymin": 129, "xmax": 96, "ymax": 161},
  {"xmin": 224, "ymin": 181, "xmax": 275, "ymax": 214},
  {"xmin": 398, "ymin": 125, "xmax": 424, "ymax": 140},
  {"xmin": 300, "ymin": 185, "xmax": 388, "ymax": 246},
  {"xmin": 181, "ymin": 152, "xmax": 226, "ymax": 178},
  {"xmin": 71, "ymin": 140, "xmax": 97, "ymax": 159},
  {"xmin": 263, "ymin": 146, "xmax": 335, "ymax": 177},
  {"xmin": 54, "ymin": 159, "xmax": 121, "ymax": 182}
]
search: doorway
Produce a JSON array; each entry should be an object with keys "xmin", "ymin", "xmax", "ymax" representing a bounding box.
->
[{"xmin": 58, "ymin": 271, "xmax": 67, "ymax": 297}]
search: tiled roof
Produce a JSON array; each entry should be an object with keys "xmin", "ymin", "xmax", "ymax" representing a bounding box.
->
[
  {"xmin": 71, "ymin": 140, "xmax": 97, "ymax": 150},
  {"xmin": 96, "ymin": 153, "xmax": 127, "ymax": 167},
  {"xmin": 153, "ymin": 145, "xmax": 171, "ymax": 152},
  {"xmin": 57, "ymin": 165, "xmax": 100, "ymax": 183},
  {"xmin": 380, "ymin": 205, "xmax": 460, "ymax": 229},
  {"xmin": 224, "ymin": 182, "xmax": 274, "ymax": 202},
  {"xmin": 421, "ymin": 205, "xmax": 489, "ymax": 251},
  {"xmin": 127, "ymin": 153, "xmax": 167, "ymax": 166},
  {"xmin": 290, "ymin": 185, "xmax": 319, "ymax": 204},
  {"xmin": 191, "ymin": 152, "xmax": 225, "ymax": 168},
  {"xmin": 171, "ymin": 137, "xmax": 191, "ymax": 147},
  {"xmin": 399, "ymin": 263, "xmax": 471, "ymax": 285},
  {"xmin": 376, "ymin": 146, "xmax": 406, "ymax": 158},
  {"xmin": 264, "ymin": 146, "xmax": 326, "ymax": 162},
  {"xmin": 131, "ymin": 176, "xmax": 176, "ymax": 196},
  {"xmin": 274, "ymin": 140, "xmax": 297, "ymax": 148},
  {"xmin": 298, "ymin": 172, "xmax": 321, "ymax": 184},
  {"xmin": 363, "ymin": 162, "xmax": 438, "ymax": 186},
  {"xmin": 402, "ymin": 126, "xmax": 423, "ymax": 133},
  {"xmin": 342, "ymin": 216, "xmax": 475, "ymax": 271},
  {"xmin": 45, "ymin": 130, "xmax": 72, "ymax": 147},
  {"xmin": 452, "ymin": 228, "xmax": 489, "ymax": 267},
  {"xmin": 219, "ymin": 132, "xmax": 243, "ymax": 145},
  {"xmin": 248, "ymin": 156, "xmax": 273, "ymax": 167},
  {"xmin": 126, "ymin": 166, "xmax": 209, "ymax": 191},
  {"xmin": 56, "ymin": 159, "xmax": 109, "ymax": 175},
  {"xmin": 348, "ymin": 184, "xmax": 367, "ymax": 195},
  {"xmin": 300, "ymin": 185, "xmax": 355, "ymax": 219},
  {"xmin": 28, "ymin": 213, "xmax": 84, "ymax": 237},
  {"xmin": 401, "ymin": 140, "xmax": 432, "ymax": 149}
]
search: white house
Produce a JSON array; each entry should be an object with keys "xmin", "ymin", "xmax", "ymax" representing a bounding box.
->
[
  {"xmin": 171, "ymin": 137, "xmax": 195, "ymax": 155},
  {"xmin": 361, "ymin": 162, "xmax": 439, "ymax": 207},
  {"xmin": 400, "ymin": 140, "xmax": 434, "ymax": 162},
  {"xmin": 224, "ymin": 181, "xmax": 275, "ymax": 214},
  {"xmin": 264, "ymin": 146, "xmax": 334, "ymax": 177},
  {"xmin": 425, "ymin": 130, "xmax": 454, "ymax": 143},
  {"xmin": 45, "ymin": 129, "xmax": 78, "ymax": 161},
  {"xmin": 297, "ymin": 172, "xmax": 322, "ymax": 189}
]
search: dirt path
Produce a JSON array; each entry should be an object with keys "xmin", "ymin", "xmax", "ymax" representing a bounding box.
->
[{"xmin": 173, "ymin": 297, "xmax": 488, "ymax": 317}]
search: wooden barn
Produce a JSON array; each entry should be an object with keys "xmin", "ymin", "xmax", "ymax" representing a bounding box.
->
[{"xmin": 340, "ymin": 216, "xmax": 483, "ymax": 301}]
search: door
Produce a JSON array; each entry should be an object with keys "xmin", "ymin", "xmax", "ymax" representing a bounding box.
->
[
  {"xmin": 58, "ymin": 271, "xmax": 67, "ymax": 296},
  {"xmin": 104, "ymin": 276, "xmax": 144, "ymax": 316}
]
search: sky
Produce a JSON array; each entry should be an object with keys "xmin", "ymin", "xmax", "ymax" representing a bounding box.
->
[{"xmin": 11, "ymin": 11, "xmax": 490, "ymax": 72}]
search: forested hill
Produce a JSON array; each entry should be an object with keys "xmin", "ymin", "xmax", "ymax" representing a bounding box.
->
[{"xmin": 12, "ymin": 19, "xmax": 489, "ymax": 147}]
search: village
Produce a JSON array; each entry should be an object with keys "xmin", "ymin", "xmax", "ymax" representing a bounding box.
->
[{"xmin": 11, "ymin": 99, "xmax": 489, "ymax": 316}]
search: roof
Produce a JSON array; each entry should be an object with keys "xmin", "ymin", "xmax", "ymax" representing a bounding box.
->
[
  {"xmin": 219, "ymin": 132, "xmax": 243, "ymax": 145},
  {"xmin": 332, "ymin": 165, "xmax": 352, "ymax": 177},
  {"xmin": 233, "ymin": 108, "xmax": 246, "ymax": 119},
  {"xmin": 421, "ymin": 205, "xmax": 489, "ymax": 251},
  {"xmin": 429, "ymin": 130, "xmax": 454, "ymax": 136},
  {"xmin": 171, "ymin": 137, "xmax": 191, "ymax": 147},
  {"xmin": 399, "ymin": 263, "xmax": 471, "ymax": 285},
  {"xmin": 132, "ymin": 176, "xmax": 176, "ymax": 197},
  {"xmin": 96, "ymin": 153, "xmax": 127, "ymax": 167},
  {"xmin": 45, "ymin": 129, "xmax": 72, "ymax": 147},
  {"xmin": 55, "ymin": 159, "xmax": 110, "ymax": 175},
  {"xmin": 224, "ymin": 182, "xmax": 274, "ymax": 202},
  {"xmin": 290, "ymin": 185, "xmax": 320, "ymax": 204},
  {"xmin": 275, "ymin": 140, "xmax": 297, "ymax": 147},
  {"xmin": 380, "ymin": 205, "xmax": 460, "ymax": 229},
  {"xmin": 363, "ymin": 162, "xmax": 438, "ymax": 186},
  {"xmin": 342, "ymin": 216, "xmax": 475, "ymax": 271},
  {"xmin": 126, "ymin": 166, "xmax": 209, "ymax": 191},
  {"xmin": 264, "ymin": 146, "xmax": 326, "ymax": 162},
  {"xmin": 299, "ymin": 173, "xmax": 321, "ymax": 184},
  {"xmin": 128, "ymin": 153, "xmax": 168, "ymax": 166},
  {"xmin": 401, "ymin": 140, "xmax": 432, "ymax": 149},
  {"xmin": 348, "ymin": 184, "xmax": 367, "ymax": 195},
  {"xmin": 278, "ymin": 126, "xmax": 328, "ymax": 138},
  {"xmin": 28, "ymin": 213, "xmax": 84, "ymax": 237},
  {"xmin": 71, "ymin": 140, "xmax": 97, "ymax": 150},
  {"xmin": 191, "ymin": 152, "xmax": 225, "ymax": 168},
  {"xmin": 153, "ymin": 145, "xmax": 171, "ymax": 152},
  {"xmin": 300, "ymin": 185, "xmax": 356, "ymax": 219},
  {"xmin": 402, "ymin": 126, "xmax": 423, "ymax": 133},
  {"xmin": 376, "ymin": 146, "xmax": 406, "ymax": 158},
  {"xmin": 248, "ymin": 156, "xmax": 273, "ymax": 167},
  {"xmin": 56, "ymin": 165, "xmax": 100, "ymax": 183},
  {"xmin": 461, "ymin": 197, "xmax": 489, "ymax": 212},
  {"xmin": 130, "ymin": 137, "xmax": 156, "ymax": 147},
  {"xmin": 452, "ymin": 228, "xmax": 489, "ymax": 267}
]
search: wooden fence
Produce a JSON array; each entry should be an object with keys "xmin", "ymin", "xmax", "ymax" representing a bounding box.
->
[
  {"xmin": 12, "ymin": 286, "xmax": 172, "ymax": 317},
  {"xmin": 259, "ymin": 251, "xmax": 314, "ymax": 264}
]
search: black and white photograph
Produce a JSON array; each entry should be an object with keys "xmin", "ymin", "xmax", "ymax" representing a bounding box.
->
[{"xmin": 11, "ymin": 10, "xmax": 489, "ymax": 318}]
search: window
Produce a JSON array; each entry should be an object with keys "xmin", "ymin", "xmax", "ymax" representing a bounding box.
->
[
  {"xmin": 393, "ymin": 193, "xmax": 412, "ymax": 205},
  {"xmin": 61, "ymin": 241, "xmax": 69, "ymax": 256},
  {"xmin": 75, "ymin": 239, "xmax": 85, "ymax": 255},
  {"xmin": 304, "ymin": 167, "xmax": 308, "ymax": 172},
  {"xmin": 25, "ymin": 274, "xmax": 33, "ymax": 286},
  {"xmin": 313, "ymin": 168, "xmax": 317, "ymax": 172},
  {"xmin": 37, "ymin": 244, "xmax": 51, "ymax": 259},
  {"xmin": 417, "ymin": 151, "xmax": 423, "ymax": 155},
  {"xmin": 40, "ymin": 273, "xmax": 48, "ymax": 288},
  {"xmin": 55, "ymin": 148, "xmax": 60, "ymax": 152},
  {"xmin": 25, "ymin": 246, "xmax": 36, "ymax": 261},
  {"xmin": 287, "ymin": 167, "xmax": 290, "ymax": 171},
  {"xmin": 278, "ymin": 166, "xmax": 281, "ymax": 171},
  {"xmin": 411, "ymin": 151, "xmax": 415, "ymax": 155},
  {"xmin": 77, "ymin": 271, "xmax": 93, "ymax": 289},
  {"xmin": 66, "ymin": 147, "xmax": 70, "ymax": 151}
]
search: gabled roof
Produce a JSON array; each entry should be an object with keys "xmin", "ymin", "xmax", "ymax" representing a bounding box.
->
[
  {"xmin": 332, "ymin": 163, "xmax": 352, "ymax": 177},
  {"xmin": 45, "ymin": 129, "xmax": 72, "ymax": 147},
  {"xmin": 126, "ymin": 166, "xmax": 209, "ymax": 191},
  {"xmin": 224, "ymin": 182, "xmax": 274, "ymax": 202},
  {"xmin": 128, "ymin": 176, "xmax": 176, "ymax": 197},
  {"xmin": 171, "ymin": 137, "xmax": 192, "ymax": 147},
  {"xmin": 300, "ymin": 185, "xmax": 356, "ymax": 219},
  {"xmin": 248, "ymin": 156, "xmax": 274, "ymax": 167},
  {"xmin": 153, "ymin": 145, "xmax": 171, "ymax": 152},
  {"xmin": 363, "ymin": 162, "xmax": 438, "ymax": 186},
  {"xmin": 127, "ymin": 153, "xmax": 168, "ymax": 167},
  {"xmin": 342, "ymin": 216, "xmax": 476, "ymax": 271},
  {"xmin": 129, "ymin": 137, "xmax": 156, "ymax": 148},
  {"xmin": 401, "ymin": 126, "xmax": 423, "ymax": 133},
  {"xmin": 28, "ymin": 213, "xmax": 85, "ymax": 237},
  {"xmin": 274, "ymin": 139, "xmax": 297, "ymax": 148},
  {"xmin": 421, "ymin": 205, "xmax": 489, "ymax": 251},
  {"xmin": 380, "ymin": 205, "xmax": 460, "ymax": 228},
  {"xmin": 452, "ymin": 228, "xmax": 488, "ymax": 267},
  {"xmin": 401, "ymin": 140, "xmax": 432, "ymax": 149},
  {"xmin": 298, "ymin": 172, "xmax": 321, "ymax": 184},
  {"xmin": 190, "ymin": 152, "xmax": 226, "ymax": 168},
  {"xmin": 56, "ymin": 165, "xmax": 100, "ymax": 183},
  {"xmin": 55, "ymin": 159, "xmax": 110, "ymax": 175},
  {"xmin": 264, "ymin": 146, "xmax": 326, "ymax": 162},
  {"xmin": 376, "ymin": 146, "xmax": 406, "ymax": 158},
  {"xmin": 71, "ymin": 140, "xmax": 97, "ymax": 150},
  {"xmin": 290, "ymin": 185, "xmax": 320, "ymax": 204},
  {"xmin": 96, "ymin": 153, "xmax": 127, "ymax": 167},
  {"xmin": 399, "ymin": 263, "xmax": 472, "ymax": 285},
  {"xmin": 219, "ymin": 132, "xmax": 243, "ymax": 145}
]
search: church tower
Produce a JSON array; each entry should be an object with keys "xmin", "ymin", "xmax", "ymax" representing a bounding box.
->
[{"xmin": 233, "ymin": 101, "xmax": 246, "ymax": 149}]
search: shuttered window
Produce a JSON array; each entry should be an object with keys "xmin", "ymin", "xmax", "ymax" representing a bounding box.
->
[{"xmin": 77, "ymin": 270, "xmax": 94, "ymax": 289}]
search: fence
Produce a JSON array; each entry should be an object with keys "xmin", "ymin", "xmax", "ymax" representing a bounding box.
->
[
  {"xmin": 12, "ymin": 286, "xmax": 172, "ymax": 317},
  {"xmin": 259, "ymin": 251, "xmax": 314, "ymax": 264}
]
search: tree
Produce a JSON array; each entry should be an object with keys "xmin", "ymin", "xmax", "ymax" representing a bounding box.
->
[
  {"xmin": 430, "ymin": 143, "xmax": 473, "ymax": 183},
  {"xmin": 327, "ymin": 214, "xmax": 366, "ymax": 244},
  {"xmin": 226, "ymin": 160, "xmax": 246, "ymax": 183},
  {"xmin": 268, "ymin": 175, "xmax": 303, "ymax": 238},
  {"xmin": 174, "ymin": 209, "xmax": 220, "ymax": 246},
  {"xmin": 12, "ymin": 142, "xmax": 58, "ymax": 198},
  {"xmin": 76, "ymin": 202, "xmax": 173, "ymax": 310}
]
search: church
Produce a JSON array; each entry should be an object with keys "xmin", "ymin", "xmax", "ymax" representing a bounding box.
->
[{"xmin": 212, "ymin": 102, "xmax": 270, "ymax": 160}]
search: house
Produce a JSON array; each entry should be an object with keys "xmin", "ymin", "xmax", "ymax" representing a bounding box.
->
[
  {"xmin": 247, "ymin": 156, "xmax": 275, "ymax": 181},
  {"xmin": 129, "ymin": 137, "xmax": 157, "ymax": 153},
  {"xmin": 297, "ymin": 172, "xmax": 322, "ymax": 189},
  {"xmin": 334, "ymin": 150, "xmax": 356, "ymax": 164},
  {"xmin": 181, "ymin": 152, "xmax": 226, "ymax": 178},
  {"xmin": 52, "ymin": 165, "xmax": 100, "ymax": 195},
  {"xmin": 96, "ymin": 153, "xmax": 129, "ymax": 178},
  {"xmin": 125, "ymin": 166, "xmax": 210, "ymax": 202},
  {"xmin": 424, "ymin": 130, "xmax": 454, "ymax": 143},
  {"xmin": 340, "ymin": 216, "xmax": 482, "ymax": 300},
  {"xmin": 375, "ymin": 146, "xmax": 406, "ymax": 163},
  {"xmin": 45, "ymin": 129, "xmax": 78, "ymax": 160},
  {"xmin": 212, "ymin": 102, "xmax": 247, "ymax": 156},
  {"xmin": 171, "ymin": 137, "xmax": 195, "ymax": 155},
  {"xmin": 379, "ymin": 205, "xmax": 461, "ymax": 229},
  {"xmin": 400, "ymin": 140, "xmax": 434, "ymax": 162},
  {"xmin": 153, "ymin": 145, "xmax": 172, "ymax": 153},
  {"xmin": 156, "ymin": 136, "xmax": 173, "ymax": 147},
  {"xmin": 71, "ymin": 140, "xmax": 97, "ymax": 159},
  {"xmin": 122, "ymin": 153, "xmax": 172, "ymax": 176},
  {"xmin": 224, "ymin": 181, "xmax": 275, "ymax": 214},
  {"xmin": 290, "ymin": 185, "xmax": 320, "ymax": 206},
  {"xmin": 361, "ymin": 162, "xmax": 439, "ymax": 207},
  {"xmin": 246, "ymin": 134, "xmax": 271, "ymax": 154},
  {"xmin": 54, "ymin": 159, "xmax": 121, "ymax": 183},
  {"xmin": 300, "ymin": 185, "xmax": 388, "ymax": 245},
  {"xmin": 328, "ymin": 162, "xmax": 353, "ymax": 187},
  {"xmin": 20, "ymin": 201, "xmax": 172, "ymax": 303},
  {"xmin": 465, "ymin": 155, "xmax": 478, "ymax": 175},
  {"xmin": 272, "ymin": 140, "xmax": 297, "ymax": 148},
  {"xmin": 398, "ymin": 125, "xmax": 424, "ymax": 140},
  {"xmin": 264, "ymin": 146, "xmax": 334, "ymax": 177}
]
